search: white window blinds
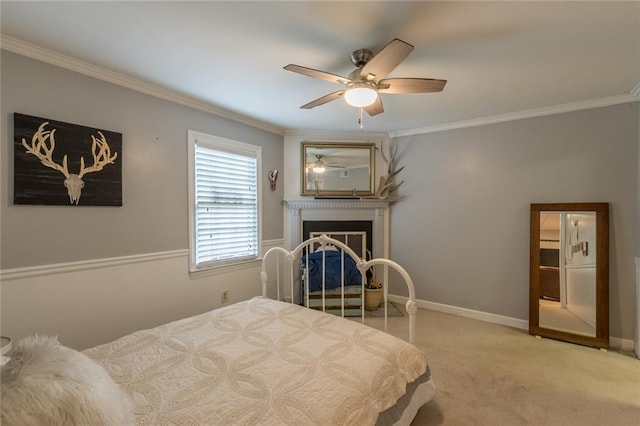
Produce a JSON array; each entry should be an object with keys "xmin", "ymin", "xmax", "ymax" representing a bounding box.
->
[{"xmin": 189, "ymin": 132, "xmax": 261, "ymax": 270}]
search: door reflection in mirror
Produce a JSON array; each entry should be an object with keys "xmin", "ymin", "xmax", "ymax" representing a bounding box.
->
[
  {"xmin": 529, "ymin": 202, "xmax": 608, "ymax": 349},
  {"xmin": 538, "ymin": 211, "xmax": 596, "ymax": 337}
]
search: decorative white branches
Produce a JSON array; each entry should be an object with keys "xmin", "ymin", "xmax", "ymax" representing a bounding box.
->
[{"xmin": 365, "ymin": 143, "xmax": 405, "ymax": 204}]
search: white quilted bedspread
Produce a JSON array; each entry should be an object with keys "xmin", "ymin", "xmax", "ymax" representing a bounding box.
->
[{"xmin": 84, "ymin": 298, "xmax": 428, "ymax": 425}]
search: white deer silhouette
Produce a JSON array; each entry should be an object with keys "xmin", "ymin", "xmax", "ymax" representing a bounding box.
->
[{"xmin": 22, "ymin": 122, "xmax": 118, "ymax": 205}]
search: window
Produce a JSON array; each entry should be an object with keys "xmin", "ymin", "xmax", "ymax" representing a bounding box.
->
[{"xmin": 188, "ymin": 130, "xmax": 262, "ymax": 272}]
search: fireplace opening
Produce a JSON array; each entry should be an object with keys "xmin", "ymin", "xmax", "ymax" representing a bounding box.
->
[{"xmin": 302, "ymin": 220, "xmax": 372, "ymax": 258}]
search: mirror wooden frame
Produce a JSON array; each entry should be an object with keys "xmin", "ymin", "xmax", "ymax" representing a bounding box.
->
[
  {"xmin": 301, "ymin": 141, "xmax": 375, "ymax": 197},
  {"xmin": 529, "ymin": 202, "xmax": 609, "ymax": 349}
]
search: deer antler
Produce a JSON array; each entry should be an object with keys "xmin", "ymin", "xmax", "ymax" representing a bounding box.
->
[
  {"xmin": 78, "ymin": 131, "xmax": 118, "ymax": 178},
  {"xmin": 21, "ymin": 122, "xmax": 69, "ymax": 177},
  {"xmin": 363, "ymin": 143, "xmax": 405, "ymax": 204},
  {"xmin": 380, "ymin": 144, "xmax": 399, "ymax": 174},
  {"xmin": 21, "ymin": 123, "xmax": 119, "ymax": 205}
]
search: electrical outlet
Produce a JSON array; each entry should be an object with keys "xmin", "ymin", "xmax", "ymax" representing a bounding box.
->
[{"xmin": 221, "ymin": 289, "xmax": 229, "ymax": 304}]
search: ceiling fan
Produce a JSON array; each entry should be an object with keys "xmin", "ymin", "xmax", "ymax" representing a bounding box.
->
[{"xmin": 284, "ymin": 38, "xmax": 447, "ymax": 117}]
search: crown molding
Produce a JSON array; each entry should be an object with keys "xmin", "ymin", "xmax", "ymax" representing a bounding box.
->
[
  {"xmin": 283, "ymin": 129, "xmax": 389, "ymax": 141},
  {"xmin": 3, "ymin": 35, "xmax": 636, "ymax": 140},
  {"xmin": 0, "ymin": 34, "xmax": 284, "ymax": 136},
  {"xmin": 390, "ymin": 91, "xmax": 640, "ymax": 139}
]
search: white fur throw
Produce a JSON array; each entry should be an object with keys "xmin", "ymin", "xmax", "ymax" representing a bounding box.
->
[{"xmin": 1, "ymin": 335, "xmax": 133, "ymax": 426}]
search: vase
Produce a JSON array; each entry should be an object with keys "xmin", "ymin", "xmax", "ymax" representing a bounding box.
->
[{"xmin": 364, "ymin": 287, "xmax": 383, "ymax": 311}]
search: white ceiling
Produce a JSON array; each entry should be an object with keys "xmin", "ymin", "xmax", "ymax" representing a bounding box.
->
[{"xmin": 1, "ymin": 1, "xmax": 639, "ymax": 136}]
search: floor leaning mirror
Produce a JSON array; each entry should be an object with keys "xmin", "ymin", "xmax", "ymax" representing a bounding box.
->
[{"xmin": 529, "ymin": 203, "xmax": 609, "ymax": 349}]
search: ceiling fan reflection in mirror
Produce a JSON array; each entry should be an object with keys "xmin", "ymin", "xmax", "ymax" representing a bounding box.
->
[
  {"xmin": 284, "ymin": 38, "xmax": 447, "ymax": 128},
  {"xmin": 309, "ymin": 154, "xmax": 345, "ymax": 174}
]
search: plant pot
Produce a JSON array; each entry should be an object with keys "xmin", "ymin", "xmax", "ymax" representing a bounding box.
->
[{"xmin": 364, "ymin": 287, "xmax": 383, "ymax": 311}]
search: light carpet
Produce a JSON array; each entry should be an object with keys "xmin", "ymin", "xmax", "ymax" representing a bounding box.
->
[
  {"xmin": 366, "ymin": 302, "xmax": 404, "ymax": 318},
  {"xmin": 365, "ymin": 305, "xmax": 640, "ymax": 426}
]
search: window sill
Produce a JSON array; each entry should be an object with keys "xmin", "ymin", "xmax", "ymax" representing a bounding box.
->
[{"xmin": 189, "ymin": 257, "xmax": 262, "ymax": 280}]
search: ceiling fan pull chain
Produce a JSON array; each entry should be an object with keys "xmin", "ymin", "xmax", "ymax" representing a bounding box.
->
[{"xmin": 359, "ymin": 107, "xmax": 364, "ymax": 130}]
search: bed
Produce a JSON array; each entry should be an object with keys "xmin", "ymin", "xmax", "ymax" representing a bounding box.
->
[{"xmin": 3, "ymin": 235, "xmax": 435, "ymax": 425}]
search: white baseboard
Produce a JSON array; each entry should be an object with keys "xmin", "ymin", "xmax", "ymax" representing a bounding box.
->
[
  {"xmin": 389, "ymin": 294, "xmax": 635, "ymax": 352},
  {"xmin": 610, "ymin": 337, "xmax": 635, "ymax": 353},
  {"xmin": 388, "ymin": 294, "xmax": 529, "ymax": 330}
]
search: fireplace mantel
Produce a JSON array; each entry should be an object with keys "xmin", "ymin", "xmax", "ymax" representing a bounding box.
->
[
  {"xmin": 283, "ymin": 199, "xmax": 389, "ymax": 259},
  {"xmin": 284, "ymin": 199, "xmax": 389, "ymax": 211}
]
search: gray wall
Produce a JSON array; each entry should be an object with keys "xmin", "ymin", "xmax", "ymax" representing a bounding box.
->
[
  {"xmin": 2, "ymin": 49, "xmax": 637, "ymax": 345},
  {"xmin": 390, "ymin": 103, "xmax": 638, "ymax": 340},
  {"xmin": 1, "ymin": 51, "xmax": 284, "ymax": 269},
  {"xmin": 637, "ymin": 104, "xmax": 640, "ymax": 258}
]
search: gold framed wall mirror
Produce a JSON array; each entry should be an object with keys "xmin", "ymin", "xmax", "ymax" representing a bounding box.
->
[
  {"xmin": 301, "ymin": 142, "xmax": 375, "ymax": 197},
  {"xmin": 529, "ymin": 203, "xmax": 609, "ymax": 349}
]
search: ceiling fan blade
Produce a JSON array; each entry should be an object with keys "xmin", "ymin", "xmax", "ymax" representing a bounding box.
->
[
  {"xmin": 364, "ymin": 96, "xmax": 384, "ymax": 116},
  {"xmin": 301, "ymin": 90, "xmax": 345, "ymax": 109},
  {"xmin": 284, "ymin": 64, "xmax": 350, "ymax": 85},
  {"xmin": 360, "ymin": 39, "xmax": 414, "ymax": 82},
  {"xmin": 378, "ymin": 78, "xmax": 447, "ymax": 94}
]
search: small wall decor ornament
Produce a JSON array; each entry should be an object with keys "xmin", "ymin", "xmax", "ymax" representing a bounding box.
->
[
  {"xmin": 268, "ymin": 169, "xmax": 279, "ymax": 191},
  {"xmin": 14, "ymin": 113, "xmax": 122, "ymax": 206}
]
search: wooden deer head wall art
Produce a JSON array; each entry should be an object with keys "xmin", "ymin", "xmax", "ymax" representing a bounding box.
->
[{"xmin": 14, "ymin": 113, "xmax": 122, "ymax": 206}]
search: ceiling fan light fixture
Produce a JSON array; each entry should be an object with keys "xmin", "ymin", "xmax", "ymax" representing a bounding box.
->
[
  {"xmin": 285, "ymin": 38, "xmax": 446, "ymax": 122},
  {"xmin": 311, "ymin": 159, "xmax": 326, "ymax": 173},
  {"xmin": 344, "ymin": 83, "xmax": 377, "ymax": 107}
]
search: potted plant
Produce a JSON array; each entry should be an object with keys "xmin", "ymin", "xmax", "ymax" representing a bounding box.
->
[{"xmin": 364, "ymin": 280, "xmax": 383, "ymax": 311}]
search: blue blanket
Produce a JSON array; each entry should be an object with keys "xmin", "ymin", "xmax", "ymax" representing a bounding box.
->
[{"xmin": 302, "ymin": 250, "xmax": 363, "ymax": 292}]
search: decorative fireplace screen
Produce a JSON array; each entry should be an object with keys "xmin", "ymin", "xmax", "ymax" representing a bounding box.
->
[
  {"xmin": 302, "ymin": 229, "xmax": 370, "ymax": 316},
  {"xmin": 303, "ymin": 220, "xmax": 372, "ymax": 256}
]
